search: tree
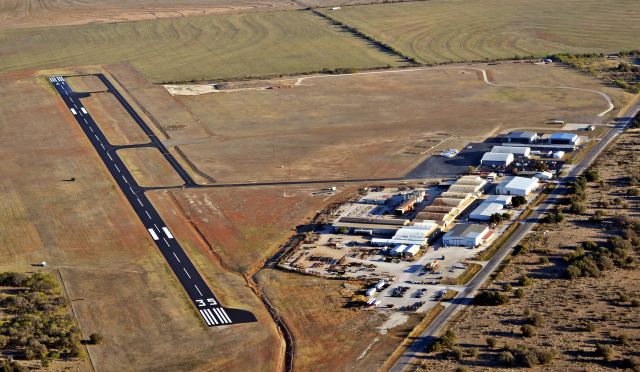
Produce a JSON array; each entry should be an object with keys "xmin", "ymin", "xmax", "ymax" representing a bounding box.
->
[
  {"xmin": 518, "ymin": 276, "xmax": 532, "ymax": 286},
  {"xmin": 514, "ymin": 288, "xmax": 524, "ymax": 299},
  {"xmin": 595, "ymin": 344, "xmax": 614, "ymax": 361},
  {"xmin": 511, "ymin": 195, "xmax": 527, "ymax": 208},
  {"xmin": 498, "ymin": 351, "xmax": 515, "ymax": 366},
  {"xmin": 486, "ymin": 337, "xmax": 497, "ymax": 348},
  {"xmin": 89, "ymin": 333, "xmax": 104, "ymax": 345},
  {"xmin": 474, "ymin": 291, "xmax": 510, "ymax": 305}
]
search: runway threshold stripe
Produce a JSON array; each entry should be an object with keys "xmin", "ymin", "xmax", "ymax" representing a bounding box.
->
[
  {"xmin": 199, "ymin": 310, "xmax": 213, "ymax": 326},
  {"xmin": 148, "ymin": 228, "xmax": 159, "ymax": 240},
  {"xmin": 213, "ymin": 308, "xmax": 229, "ymax": 324},
  {"xmin": 219, "ymin": 307, "xmax": 232, "ymax": 323},
  {"xmin": 205, "ymin": 309, "xmax": 219, "ymax": 325}
]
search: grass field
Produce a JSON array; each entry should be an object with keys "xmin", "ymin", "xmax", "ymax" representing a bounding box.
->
[
  {"xmin": 321, "ymin": 0, "xmax": 640, "ymax": 64},
  {"xmin": 0, "ymin": 11, "xmax": 404, "ymax": 83},
  {"xmin": 118, "ymin": 147, "xmax": 184, "ymax": 187},
  {"xmin": 80, "ymin": 92, "xmax": 149, "ymax": 145}
]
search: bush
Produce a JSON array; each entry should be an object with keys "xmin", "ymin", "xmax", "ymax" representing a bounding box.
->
[
  {"xmin": 616, "ymin": 333, "xmax": 630, "ymax": 345},
  {"xmin": 570, "ymin": 202, "xmax": 587, "ymax": 214},
  {"xmin": 498, "ymin": 350, "xmax": 515, "ymax": 366},
  {"xmin": 451, "ymin": 346, "xmax": 464, "ymax": 360},
  {"xmin": 631, "ymin": 299, "xmax": 640, "ymax": 307},
  {"xmin": 514, "ymin": 288, "xmax": 524, "ymax": 299},
  {"xmin": 539, "ymin": 257, "xmax": 550, "ymax": 265},
  {"xmin": 584, "ymin": 169, "xmax": 599, "ymax": 182},
  {"xmin": 622, "ymin": 357, "xmax": 640, "ymax": 371},
  {"xmin": 512, "ymin": 195, "xmax": 527, "ymax": 208},
  {"xmin": 468, "ymin": 347, "xmax": 479, "ymax": 358},
  {"xmin": 627, "ymin": 188, "xmax": 639, "ymax": 196},
  {"xmin": 89, "ymin": 333, "xmax": 104, "ymax": 345},
  {"xmin": 428, "ymin": 330, "xmax": 457, "ymax": 353},
  {"xmin": 595, "ymin": 343, "xmax": 614, "ymax": 361},
  {"xmin": 474, "ymin": 291, "xmax": 510, "ymax": 306},
  {"xmin": 518, "ymin": 276, "xmax": 532, "ymax": 286},
  {"xmin": 521, "ymin": 324, "xmax": 537, "ymax": 337},
  {"xmin": 585, "ymin": 321, "xmax": 598, "ymax": 332},
  {"xmin": 525, "ymin": 312, "xmax": 543, "ymax": 327},
  {"xmin": 486, "ymin": 337, "xmax": 497, "ymax": 348},
  {"xmin": 502, "ymin": 283, "xmax": 512, "ymax": 291}
]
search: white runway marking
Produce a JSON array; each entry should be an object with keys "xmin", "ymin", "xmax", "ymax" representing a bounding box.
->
[
  {"xmin": 199, "ymin": 310, "xmax": 213, "ymax": 326},
  {"xmin": 163, "ymin": 238, "xmax": 170, "ymax": 248},
  {"xmin": 107, "ymin": 153, "xmax": 113, "ymax": 161},
  {"xmin": 173, "ymin": 252, "xmax": 181, "ymax": 263},
  {"xmin": 89, "ymin": 126, "xmax": 94, "ymax": 132},
  {"xmin": 81, "ymin": 107, "xmax": 88, "ymax": 114},
  {"xmin": 114, "ymin": 164, "xmax": 120, "ymax": 172},
  {"xmin": 70, "ymin": 108, "xmax": 77, "ymax": 115},
  {"xmin": 183, "ymin": 268, "xmax": 191, "ymax": 279},
  {"xmin": 129, "ymin": 186, "xmax": 134, "ymax": 193},
  {"xmin": 100, "ymin": 143, "xmax": 105, "ymax": 149},
  {"xmin": 137, "ymin": 198, "xmax": 143, "ymax": 206},
  {"xmin": 194, "ymin": 284, "xmax": 202, "ymax": 296},
  {"xmin": 148, "ymin": 228, "xmax": 159, "ymax": 240},
  {"xmin": 94, "ymin": 134, "xmax": 99, "ymax": 140},
  {"xmin": 145, "ymin": 210, "xmax": 152, "ymax": 219},
  {"xmin": 122, "ymin": 175, "xmax": 128, "ymax": 183},
  {"xmin": 219, "ymin": 307, "xmax": 232, "ymax": 323},
  {"xmin": 205, "ymin": 309, "xmax": 219, "ymax": 325},
  {"xmin": 162, "ymin": 227, "xmax": 174, "ymax": 239},
  {"xmin": 213, "ymin": 308, "xmax": 229, "ymax": 324}
]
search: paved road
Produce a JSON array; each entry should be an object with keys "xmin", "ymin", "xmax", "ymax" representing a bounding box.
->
[
  {"xmin": 49, "ymin": 76, "xmax": 256, "ymax": 327},
  {"xmin": 390, "ymin": 97, "xmax": 640, "ymax": 371}
]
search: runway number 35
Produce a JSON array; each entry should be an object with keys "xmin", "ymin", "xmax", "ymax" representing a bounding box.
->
[{"xmin": 196, "ymin": 298, "xmax": 217, "ymax": 307}]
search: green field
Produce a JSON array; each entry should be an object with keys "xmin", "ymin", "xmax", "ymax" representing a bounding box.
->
[
  {"xmin": 0, "ymin": 10, "xmax": 404, "ymax": 83},
  {"xmin": 321, "ymin": 0, "xmax": 640, "ymax": 64}
]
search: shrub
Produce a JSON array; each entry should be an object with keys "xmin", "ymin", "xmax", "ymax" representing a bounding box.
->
[
  {"xmin": 585, "ymin": 321, "xmax": 598, "ymax": 332},
  {"xmin": 518, "ymin": 276, "xmax": 532, "ymax": 286},
  {"xmin": 468, "ymin": 347, "xmax": 479, "ymax": 358},
  {"xmin": 525, "ymin": 312, "xmax": 543, "ymax": 327},
  {"xmin": 486, "ymin": 337, "xmax": 497, "ymax": 348},
  {"xmin": 521, "ymin": 324, "xmax": 537, "ymax": 337},
  {"xmin": 595, "ymin": 343, "xmax": 614, "ymax": 361},
  {"xmin": 514, "ymin": 288, "xmax": 524, "ymax": 299},
  {"xmin": 539, "ymin": 257, "xmax": 550, "ymax": 265},
  {"xmin": 455, "ymin": 367, "xmax": 469, "ymax": 372},
  {"xmin": 498, "ymin": 350, "xmax": 515, "ymax": 366},
  {"xmin": 627, "ymin": 188, "xmax": 639, "ymax": 196},
  {"xmin": 513, "ymin": 244, "xmax": 528, "ymax": 255},
  {"xmin": 512, "ymin": 195, "xmax": 527, "ymax": 208},
  {"xmin": 502, "ymin": 283, "xmax": 512, "ymax": 291},
  {"xmin": 428, "ymin": 330, "xmax": 457, "ymax": 352},
  {"xmin": 474, "ymin": 291, "xmax": 510, "ymax": 306},
  {"xmin": 451, "ymin": 346, "xmax": 464, "ymax": 360},
  {"xmin": 616, "ymin": 333, "xmax": 630, "ymax": 345},
  {"xmin": 89, "ymin": 333, "xmax": 104, "ymax": 345},
  {"xmin": 504, "ymin": 345, "xmax": 558, "ymax": 367},
  {"xmin": 622, "ymin": 357, "xmax": 640, "ymax": 371},
  {"xmin": 584, "ymin": 169, "xmax": 599, "ymax": 182},
  {"xmin": 631, "ymin": 299, "xmax": 640, "ymax": 307},
  {"xmin": 570, "ymin": 202, "xmax": 587, "ymax": 214}
]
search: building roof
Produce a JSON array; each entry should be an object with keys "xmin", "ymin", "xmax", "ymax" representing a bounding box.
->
[
  {"xmin": 507, "ymin": 131, "xmax": 537, "ymax": 139},
  {"xmin": 548, "ymin": 132, "xmax": 578, "ymax": 141},
  {"xmin": 444, "ymin": 223, "xmax": 489, "ymax": 239},
  {"xmin": 491, "ymin": 146, "xmax": 531, "ymax": 155},
  {"xmin": 498, "ymin": 176, "xmax": 538, "ymax": 191},
  {"xmin": 469, "ymin": 202, "xmax": 504, "ymax": 219},
  {"xmin": 485, "ymin": 195, "xmax": 513, "ymax": 205},
  {"xmin": 481, "ymin": 152, "xmax": 514, "ymax": 163},
  {"xmin": 338, "ymin": 217, "xmax": 409, "ymax": 225},
  {"xmin": 405, "ymin": 245, "xmax": 421, "ymax": 255}
]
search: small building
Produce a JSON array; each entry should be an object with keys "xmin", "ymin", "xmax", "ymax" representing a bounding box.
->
[
  {"xmin": 371, "ymin": 222, "xmax": 437, "ymax": 246},
  {"xmin": 442, "ymin": 223, "xmax": 492, "ymax": 247},
  {"xmin": 548, "ymin": 132, "xmax": 580, "ymax": 145},
  {"xmin": 506, "ymin": 131, "xmax": 538, "ymax": 144},
  {"xmin": 552, "ymin": 151, "xmax": 565, "ymax": 159},
  {"xmin": 404, "ymin": 244, "xmax": 421, "ymax": 257},
  {"xmin": 496, "ymin": 176, "xmax": 539, "ymax": 196},
  {"xmin": 491, "ymin": 145, "xmax": 531, "ymax": 158},
  {"xmin": 391, "ymin": 244, "xmax": 408, "ymax": 256},
  {"xmin": 484, "ymin": 195, "xmax": 513, "ymax": 206},
  {"xmin": 534, "ymin": 171, "xmax": 553, "ymax": 180},
  {"xmin": 469, "ymin": 202, "xmax": 505, "ymax": 221},
  {"xmin": 481, "ymin": 152, "xmax": 514, "ymax": 167},
  {"xmin": 365, "ymin": 288, "xmax": 376, "ymax": 297},
  {"xmin": 395, "ymin": 196, "xmax": 417, "ymax": 215}
]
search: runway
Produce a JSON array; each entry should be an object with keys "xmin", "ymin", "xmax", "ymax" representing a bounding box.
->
[{"xmin": 49, "ymin": 75, "xmax": 256, "ymax": 327}]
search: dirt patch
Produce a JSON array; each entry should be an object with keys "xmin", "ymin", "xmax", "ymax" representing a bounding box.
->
[{"xmin": 65, "ymin": 75, "xmax": 107, "ymax": 93}]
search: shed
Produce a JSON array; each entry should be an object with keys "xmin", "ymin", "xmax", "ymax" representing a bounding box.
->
[
  {"xmin": 469, "ymin": 202, "xmax": 505, "ymax": 221},
  {"xmin": 491, "ymin": 145, "xmax": 531, "ymax": 158},
  {"xmin": 548, "ymin": 132, "xmax": 579, "ymax": 145},
  {"xmin": 506, "ymin": 131, "xmax": 538, "ymax": 144},
  {"xmin": 552, "ymin": 151, "xmax": 565, "ymax": 159},
  {"xmin": 496, "ymin": 176, "xmax": 539, "ymax": 196},
  {"xmin": 481, "ymin": 152, "xmax": 514, "ymax": 167},
  {"xmin": 442, "ymin": 223, "xmax": 491, "ymax": 247},
  {"xmin": 404, "ymin": 245, "xmax": 421, "ymax": 257},
  {"xmin": 484, "ymin": 195, "xmax": 513, "ymax": 206},
  {"xmin": 534, "ymin": 171, "xmax": 553, "ymax": 180}
]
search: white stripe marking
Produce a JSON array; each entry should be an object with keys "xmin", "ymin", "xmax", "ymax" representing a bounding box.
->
[
  {"xmin": 107, "ymin": 153, "xmax": 113, "ymax": 161},
  {"xmin": 218, "ymin": 307, "xmax": 232, "ymax": 323},
  {"xmin": 94, "ymin": 134, "xmax": 99, "ymax": 140},
  {"xmin": 183, "ymin": 268, "xmax": 191, "ymax": 279},
  {"xmin": 100, "ymin": 143, "xmax": 105, "ymax": 149},
  {"xmin": 70, "ymin": 108, "xmax": 77, "ymax": 115},
  {"xmin": 213, "ymin": 308, "xmax": 228, "ymax": 324},
  {"xmin": 147, "ymin": 228, "xmax": 159, "ymax": 240},
  {"xmin": 114, "ymin": 164, "xmax": 120, "ymax": 172},
  {"xmin": 89, "ymin": 126, "xmax": 94, "ymax": 132},
  {"xmin": 199, "ymin": 310, "xmax": 213, "ymax": 326},
  {"xmin": 80, "ymin": 107, "xmax": 88, "ymax": 114},
  {"xmin": 205, "ymin": 309, "xmax": 219, "ymax": 325},
  {"xmin": 173, "ymin": 252, "xmax": 181, "ymax": 263},
  {"xmin": 137, "ymin": 198, "xmax": 143, "ymax": 206},
  {"xmin": 194, "ymin": 284, "xmax": 202, "ymax": 296},
  {"xmin": 129, "ymin": 186, "xmax": 134, "ymax": 193},
  {"xmin": 163, "ymin": 238, "xmax": 170, "ymax": 248},
  {"xmin": 145, "ymin": 210, "xmax": 152, "ymax": 219},
  {"xmin": 122, "ymin": 175, "xmax": 128, "ymax": 184},
  {"xmin": 162, "ymin": 227, "xmax": 174, "ymax": 239}
]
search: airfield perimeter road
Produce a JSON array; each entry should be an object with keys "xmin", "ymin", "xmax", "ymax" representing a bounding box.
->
[
  {"xmin": 390, "ymin": 97, "xmax": 640, "ymax": 371},
  {"xmin": 48, "ymin": 75, "xmax": 256, "ymax": 327}
]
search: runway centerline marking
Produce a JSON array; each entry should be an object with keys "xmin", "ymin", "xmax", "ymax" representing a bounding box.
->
[
  {"xmin": 173, "ymin": 252, "xmax": 181, "ymax": 263},
  {"xmin": 183, "ymin": 268, "xmax": 191, "ymax": 279},
  {"xmin": 194, "ymin": 284, "xmax": 202, "ymax": 296}
]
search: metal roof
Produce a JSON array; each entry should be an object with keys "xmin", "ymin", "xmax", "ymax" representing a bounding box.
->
[
  {"xmin": 444, "ymin": 223, "xmax": 489, "ymax": 239},
  {"xmin": 498, "ymin": 176, "xmax": 538, "ymax": 191},
  {"xmin": 481, "ymin": 152, "xmax": 514, "ymax": 162},
  {"xmin": 485, "ymin": 195, "xmax": 513, "ymax": 205},
  {"xmin": 491, "ymin": 146, "xmax": 531, "ymax": 155},
  {"xmin": 469, "ymin": 202, "xmax": 504, "ymax": 219},
  {"xmin": 507, "ymin": 131, "xmax": 537, "ymax": 139},
  {"xmin": 548, "ymin": 132, "xmax": 578, "ymax": 140}
]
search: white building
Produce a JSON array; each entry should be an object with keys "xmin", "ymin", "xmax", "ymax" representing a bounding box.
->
[
  {"xmin": 484, "ymin": 195, "xmax": 513, "ymax": 205},
  {"xmin": 469, "ymin": 202, "xmax": 505, "ymax": 221},
  {"xmin": 371, "ymin": 222, "xmax": 437, "ymax": 246},
  {"xmin": 534, "ymin": 171, "xmax": 553, "ymax": 180},
  {"xmin": 548, "ymin": 132, "xmax": 579, "ymax": 145},
  {"xmin": 481, "ymin": 152, "xmax": 514, "ymax": 167},
  {"xmin": 491, "ymin": 145, "xmax": 531, "ymax": 158},
  {"xmin": 496, "ymin": 176, "xmax": 539, "ymax": 196},
  {"xmin": 443, "ymin": 223, "xmax": 492, "ymax": 247}
]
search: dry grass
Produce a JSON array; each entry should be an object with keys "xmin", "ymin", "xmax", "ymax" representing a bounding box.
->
[
  {"xmin": 0, "ymin": 70, "xmax": 281, "ymax": 371},
  {"xmin": 0, "ymin": 11, "xmax": 404, "ymax": 83},
  {"xmin": 322, "ymin": 0, "xmax": 640, "ymax": 64},
  {"xmin": 117, "ymin": 147, "xmax": 184, "ymax": 187},
  {"xmin": 80, "ymin": 92, "xmax": 149, "ymax": 145},
  {"xmin": 65, "ymin": 75, "xmax": 106, "ymax": 93},
  {"xmin": 173, "ymin": 64, "xmax": 625, "ymax": 183}
]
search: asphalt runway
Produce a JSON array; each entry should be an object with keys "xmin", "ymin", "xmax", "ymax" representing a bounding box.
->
[{"xmin": 49, "ymin": 75, "xmax": 256, "ymax": 327}]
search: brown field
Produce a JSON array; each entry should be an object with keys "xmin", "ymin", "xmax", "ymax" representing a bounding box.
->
[
  {"xmin": 0, "ymin": 0, "xmax": 296, "ymax": 29},
  {"xmin": 173, "ymin": 63, "xmax": 630, "ymax": 183},
  {"xmin": 416, "ymin": 130, "xmax": 640, "ymax": 371},
  {"xmin": 117, "ymin": 147, "xmax": 184, "ymax": 187},
  {"xmin": 65, "ymin": 75, "xmax": 106, "ymax": 93},
  {"xmin": 80, "ymin": 92, "xmax": 149, "ymax": 145},
  {"xmin": 0, "ymin": 71, "xmax": 281, "ymax": 371},
  {"xmin": 256, "ymin": 268, "xmax": 422, "ymax": 371}
]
